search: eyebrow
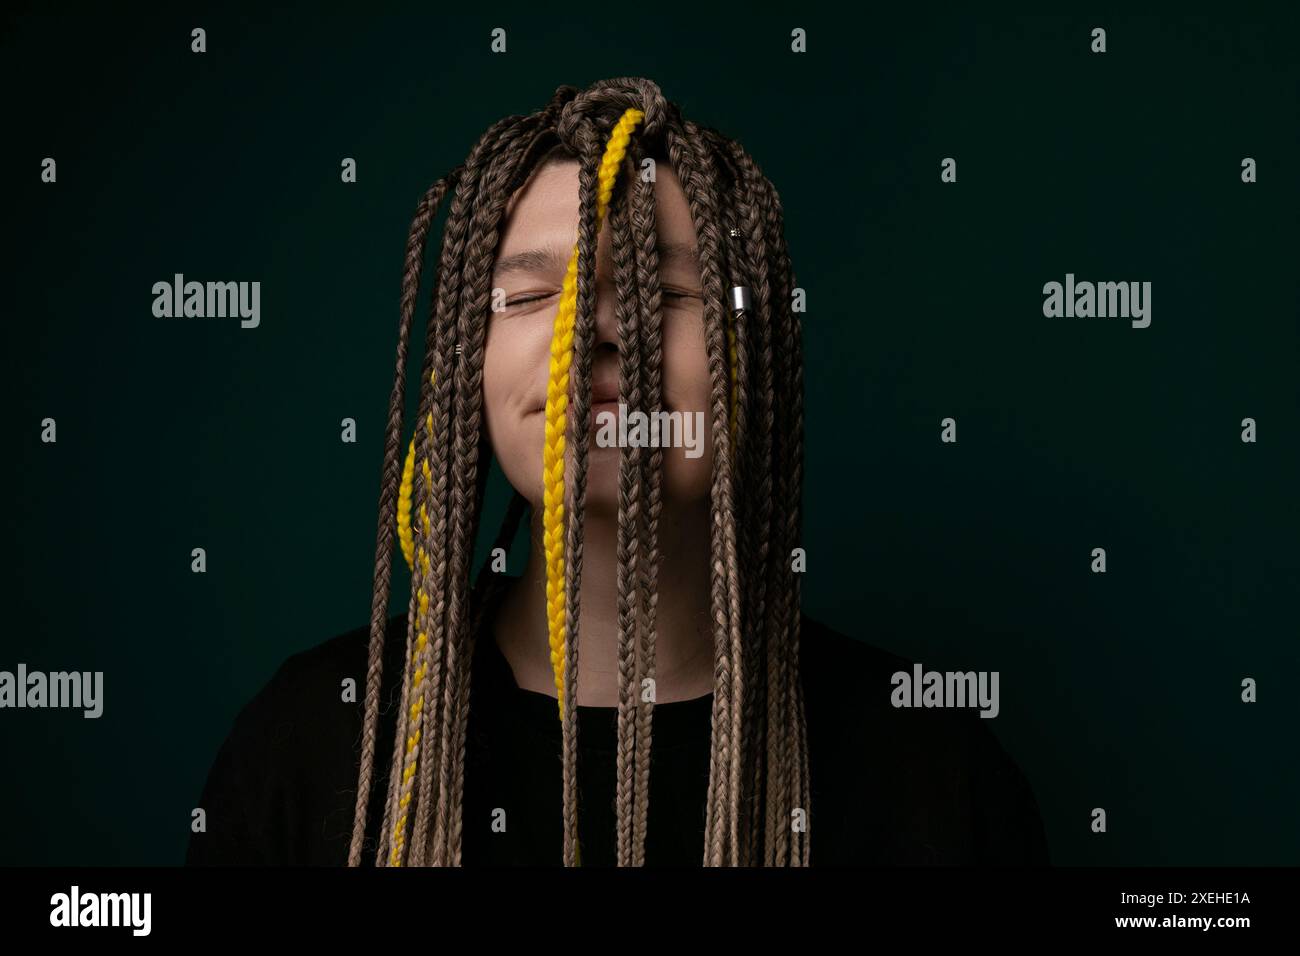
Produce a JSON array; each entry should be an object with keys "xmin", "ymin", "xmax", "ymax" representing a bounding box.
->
[{"xmin": 492, "ymin": 239, "xmax": 700, "ymax": 279}]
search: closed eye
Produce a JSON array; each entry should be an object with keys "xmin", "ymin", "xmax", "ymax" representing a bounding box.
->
[
  {"xmin": 504, "ymin": 291, "xmax": 559, "ymax": 308},
  {"xmin": 505, "ymin": 288, "xmax": 701, "ymax": 308}
]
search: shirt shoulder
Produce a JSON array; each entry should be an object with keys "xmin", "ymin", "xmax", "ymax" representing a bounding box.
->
[
  {"xmin": 797, "ymin": 613, "xmax": 1050, "ymax": 865},
  {"xmin": 186, "ymin": 615, "xmax": 407, "ymax": 866}
]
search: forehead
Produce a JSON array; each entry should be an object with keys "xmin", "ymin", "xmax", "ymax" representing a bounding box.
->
[{"xmin": 496, "ymin": 159, "xmax": 698, "ymax": 261}]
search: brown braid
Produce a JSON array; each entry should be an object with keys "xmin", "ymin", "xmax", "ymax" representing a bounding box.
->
[
  {"xmin": 430, "ymin": 113, "xmax": 547, "ymax": 865},
  {"xmin": 665, "ymin": 116, "xmax": 748, "ymax": 865},
  {"xmin": 607, "ymin": 171, "xmax": 644, "ymax": 867},
  {"xmin": 391, "ymin": 115, "xmax": 496, "ymax": 867},
  {"xmin": 403, "ymin": 116, "xmax": 511, "ymax": 867},
  {"xmin": 727, "ymin": 141, "xmax": 778, "ymax": 867},
  {"xmin": 626, "ymin": 135, "xmax": 663, "ymax": 867},
  {"xmin": 350, "ymin": 77, "xmax": 809, "ymax": 867},
  {"xmin": 560, "ymin": 130, "xmax": 601, "ymax": 867},
  {"xmin": 700, "ymin": 127, "xmax": 772, "ymax": 866},
  {"xmin": 348, "ymin": 171, "xmax": 455, "ymax": 868},
  {"xmin": 708, "ymin": 138, "xmax": 765, "ymax": 865},
  {"xmin": 744, "ymin": 140, "xmax": 809, "ymax": 865}
]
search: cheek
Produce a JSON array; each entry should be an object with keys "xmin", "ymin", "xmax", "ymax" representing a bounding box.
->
[
  {"xmin": 661, "ymin": 309, "xmax": 712, "ymax": 409},
  {"xmin": 483, "ymin": 318, "xmax": 550, "ymax": 507},
  {"xmin": 658, "ymin": 310, "xmax": 714, "ymax": 502}
]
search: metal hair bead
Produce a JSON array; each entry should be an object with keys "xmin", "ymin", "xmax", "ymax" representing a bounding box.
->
[
  {"xmin": 728, "ymin": 228, "xmax": 741, "ymax": 238},
  {"xmin": 729, "ymin": 285, "xmax": 752, "ymax": 312}
]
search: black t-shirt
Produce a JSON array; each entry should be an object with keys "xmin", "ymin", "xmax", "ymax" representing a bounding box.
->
[{"xmin": 186, "ymin": 608, "xmax": 1049, "ymax": 866}]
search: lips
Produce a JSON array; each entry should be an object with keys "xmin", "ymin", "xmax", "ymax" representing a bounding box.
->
[
  {"xmin": 588, "ymin": 379, "xmax": 620, "ymax": 407},
  {"xmin": 529, "ymin": 379, "xmax": 622, "ymax": 416}
]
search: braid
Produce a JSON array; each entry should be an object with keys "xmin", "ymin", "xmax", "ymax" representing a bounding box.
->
[
  {"xmin": 627, "ymin": 135, "xmax": 663, "ymax": 867},
  {"xmin": 701, "ymin": 128, "xmax": 771, "ymax": 866},
  {"xmin": 388, "ymin": 119, "xmax": 497, "ymax": 867},
  {"xmin": 697, "ymin": 126, "xmax": 750, "ymax": 866},
  {"xmin": 352, "ymin": 78, "xmax": 809, "ymax": 869},
  {"xmin": 349, "ymin": 171, "xmax": 455, "ymax": 867},
  {"xmin": 727, "ymin": 140, "xmax": 777, "ymax": 868},
  {"xmin": 710, "ymin": 139, "xmax": 764, "ymax": 866},
  {"xmin": 400, "ymin": 125, "xmax": 493, "ymax": 867},
  {"xmin": 443, "ymin": 440, "xmax": 496, "ymax": 864},
  {"xmin": 393, "ymin": 112, "xmax": 539, "ymax": 867},
  {"xmin": 560, "ymin": 141, "xmax": 599, "ymax": 867},
  {"xmin": 609, "ymin": 163, "xmax": 645, "ymax": 867},
  {"xmin": 429, "ymin": 120, "xmax": 538, "ymax": 865},
  {"xmin": 693, "ymin": 127, "xmax": 783, "ymax": 865},
  {"xmin": 424, "ymin": 115, "xmax": 561, "ymax": 867},
  {"xmin": 664, "ymin": 115, "xmax": 742, "ymax": 865},
  {"xmin": 749, "ymin": 146, "xmax": 807, "ymax": 866}
]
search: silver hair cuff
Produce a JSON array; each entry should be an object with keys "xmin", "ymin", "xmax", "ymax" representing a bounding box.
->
[{"xmin": 729, "ymin": 285, "xmax": 752, "ymax": 312}]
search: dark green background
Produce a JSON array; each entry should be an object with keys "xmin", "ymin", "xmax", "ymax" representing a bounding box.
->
[{"xmin": 3, "ymin": 4, "xmax": 1297, "ymax": 866}]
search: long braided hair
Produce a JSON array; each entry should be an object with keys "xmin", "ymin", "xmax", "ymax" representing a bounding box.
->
[{"xmin": 347, "ymin": 77, "xmax": 808, "ymax": 867}]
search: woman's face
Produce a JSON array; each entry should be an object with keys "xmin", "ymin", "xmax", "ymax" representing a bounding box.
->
[{"xmin": 483, "ymin": 158, "xmax": 714, "ymax": 515}]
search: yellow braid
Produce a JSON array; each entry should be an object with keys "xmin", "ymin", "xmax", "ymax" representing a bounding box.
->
[
  {"xmin": 397, "ymin": 370, "xmax": 437, "ymax": 572},
  {"xmin": 391, "ymin": 369, "xmax": 435, "ymax": 865},
  {"xmin": 543, "ymin": 108, "xmax": 645, "ymax": 721},
  {"xmin": 397, "ymin": 437, "xmax": 417, "ymax": 571}
]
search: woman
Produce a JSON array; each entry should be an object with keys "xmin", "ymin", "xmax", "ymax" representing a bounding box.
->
[{"xmin": 187, "ymin": 76, "xmax": 1049, "ymax": 868}]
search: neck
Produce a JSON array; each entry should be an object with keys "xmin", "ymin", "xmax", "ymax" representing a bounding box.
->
[{"xmin": 492, "ymin": 497, "xmax": 714, "ymax": 707}]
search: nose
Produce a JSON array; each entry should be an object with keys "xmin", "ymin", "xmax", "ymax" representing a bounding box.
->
[
  {"xmin": 590, "ymin": 281, "xmax": 621, "ymax": 361},
  {"xmin": 564, "ymin": 277, "xmax": 620, "ymax": 409},
  {"xmin": 591, "ymin": 218, "xmax": 623, "ymax": 336},
  {"xmin": 586, "ymin": 236, "xmax": 625, "ymax": 387}
]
